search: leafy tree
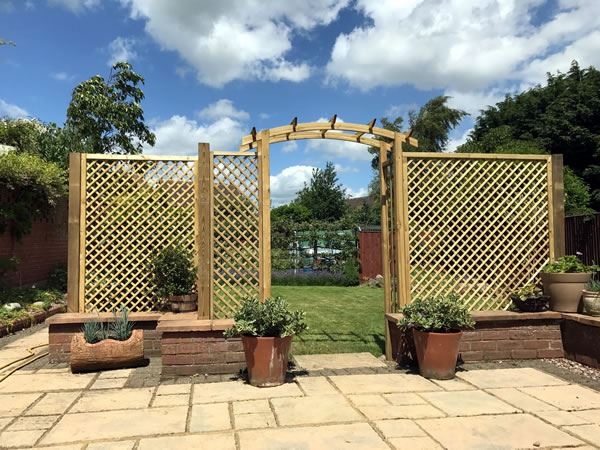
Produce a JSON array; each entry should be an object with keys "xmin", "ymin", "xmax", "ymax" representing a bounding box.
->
[
  {"xmin": 461, "ymin": 61, "xmax": 600, "ymax": 210},
  {"xmin": 405, "ymin": 96, "xmax": 467, "ymax": 152},
  {"xmin": 66, "ymin": 62, "xmax": 155, "ymax": 154},
  {"xmin": 0, "ymin": 118, "xmax": 87, "ymax": 169},
  {"xmin": 271, "ymin": 203, "xmax": 311, "ymax": 226},
  {"xmin": 296, "ymin": 162, "xmax": 347, "ymax": 221},
  {"xmin": 0, "ymin": 153, "xmax": 67, "ymax": 239}
]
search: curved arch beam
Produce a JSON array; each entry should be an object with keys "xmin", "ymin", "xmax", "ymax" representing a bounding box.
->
[{"xmin": 239, "ymin": 121, "xmax": 418, "ymax": 151}]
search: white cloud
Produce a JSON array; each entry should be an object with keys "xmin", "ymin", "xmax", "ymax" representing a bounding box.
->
[
  {"xmin": 384, "ymin": 103, "xmax": 417, "ymax": 120},
  {"xmin": 347, "ymin": 186, "xmax": 368, "ymax": 198},
  {"xmin": 107, "ymin": 37, "xmax": 137, "ymax": 66},
  {"xmin": 326, "ymin": 0, "xmax": 600, "ymax": 99},
  {"xmin": 48, "ymin": 0, "xmax": 99, "ymax": 13},
  {"xmin": 197, "ymin": 99, "xmax": 249, "ymax": 122},
  {"xmin": 445, "ymin": 89, "xmax": 507, "ymax": 116},
  {"xmin": 334, "ymin": 164, "xmax": 358, "ymax": 173},
  {"xmin": 280, "ymin": 141, "xmax": 298, "ymax": 154},
  {"xmin": 50, "ymin": 71, "xmax": 73, "ymax": 81},
  {"xmin": 145, "ymin": 115, "xmax": 246, "ymax": 155},
  {"xmin": 270, "ymin": 165, "xmax": 315, "ymax": 206},
  {"xmin": 446, "ymin": 128, "xmax": 472, "ymax": 152},
  {"xmin": 305, "ymin": 117, "xmax": 373, "ymax": 161},
  {"xmin": 259, "ymin": 113, "xmax": 271, "ymax": 120},
  {"xmin": 121, "ymin": 0, "xmax": 348, "ymax": 87},
  {"xmin": 0, "ymin": 99, "xmax": 28, "ymax": 118}
]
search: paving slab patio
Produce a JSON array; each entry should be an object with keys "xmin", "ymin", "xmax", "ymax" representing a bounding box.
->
[
  {"xmin": 293, "ymin": 352, "xmax": 387, "ymax": 370},
  {"xmin": 2, "ymin": 330, "xmax": 600, "ymax": 450}
]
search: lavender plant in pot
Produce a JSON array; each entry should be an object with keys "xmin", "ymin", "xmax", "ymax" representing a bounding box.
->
[
  {"xmin": 398, "ymin": 294, "xmax": 474, "ymax": 380},
  {"xmin": 150, "ymin": 246, "xmax": 197, "ymax": 313}
]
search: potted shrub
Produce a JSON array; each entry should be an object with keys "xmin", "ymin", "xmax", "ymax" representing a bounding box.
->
[
  {"xmin": 510, "ymin": 283, "xmax": 549, "ymax": 312},
  {"xmin": 150, "ymin": 246, "xmax": 197, "ymax": 312},
  {"xmin": 225, "ymin": 297, "xmax": 307, "ymax": 387},
  {"xmin": 583, "ymin": 278, "xmax": 600, "ymax": 317},
  {"xmin": 71, "ymin": 308, "xmax": 144, "ymax": 372},
  {"xmin": 398, "ymin": 294, "xmax": 474, "ymax": 380},
  {"xmin": 541, "ymin": 256, "xmax": 599, "ymax": 313}
]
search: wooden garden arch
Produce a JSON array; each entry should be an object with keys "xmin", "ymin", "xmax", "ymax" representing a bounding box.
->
[{"xmin": 237, "ymin": 116, "xmax": 418, "ymax": 359}]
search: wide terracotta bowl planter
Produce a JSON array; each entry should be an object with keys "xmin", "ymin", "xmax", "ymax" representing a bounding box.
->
[
  {"xmin": 541, "ymin": 272, "xmax": 591, "ymax": 312},
  {"xmin": 70, "ymin": 329, "xmax": 144, "ymax": 373},
  {"xmin": 169, "ymin": 294, "xmax": 197, "ymax": 313},
  {"xmin": 241, "ymin": 335, "xmax": 292, "ymax": 387},
  {"xmin": 412, "ymin": 329, "xmax": 462, "ymax": 380},
  {"xmin": 583, "ymin": 290, "xmax": 600, "ymax": 317}
]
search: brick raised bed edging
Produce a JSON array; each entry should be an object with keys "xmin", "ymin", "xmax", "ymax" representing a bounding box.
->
[
  {"xmin": 0, "ymin": 304, "xmax": 66, "ymax": 339},
  {"xmin": 158, "ymin": 319, "xmax": 245, "ymax": 377},
  {"xmin": 386, "ymin": 310, "xmax": 579, "ymax": 366}
]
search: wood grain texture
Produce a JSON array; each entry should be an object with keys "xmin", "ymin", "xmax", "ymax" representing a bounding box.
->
[{"xmin": 67, "ymin": 153, "xmax": 82, "ymax": 313}]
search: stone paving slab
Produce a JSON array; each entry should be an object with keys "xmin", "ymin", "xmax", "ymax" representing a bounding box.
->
[
  {"xmin": 563, "ymin": 424, "xmax": 600, "ymax": 447},
  {"xmin": 87, "ymin": 440, "xmax": 136, "ymax": 450},
  {"xmin": 0, "ymin": 372, "xmax": 94, "ymax": 393},
  {"xmin": 41, "ymin": 406, "xmax": 188, "ymax": 445},
  {"xmin": 70, "ymin": 388, "xmax": 154, "ymax": 412},
  {"xmin": 293, "ymin": 352, "xmax": 387, "ymax": 370},
  {"xmin": 456, "ymin": 367, "xmax": 568, "ymax": 389},
  {"xmin": 25, "ymin": 392, "xmax": 81, "ymax": 416},
  {"xmin": 0, "ymin": 393, "xmax": 41, "ymax": 417},
  {"xmin": 420, "ymin": 390, "xmax": 520, "ymax": 416},
  {"xmin": 487, "ymin": 387, "xmax": 558, "ymax": 412},
  {"xmin": 418, "ymin": 413, "xmax": 584, "ymax": 449},
  {"xmin": 330, "ymin": 373, "xmax": 440, "ymax": 394},
  {"xmin": 521, "ymin": 384, "xmax": 600, "ymax": 411},
  {"xmin": 138, "ymin": 433, "xmax": 236, "ymax": 449},
  {"xmin": 238, "ymin": 423, "xmax": 390, "ymax": 450},
  {"xmin": 271, "ymin": 395, "xmax": 362, "ymax": 426},
  {"xmin": 193, "ymin": 380, "xmax": 302, "ymax": 403},
  {"xmin": 189, "ymin": 403, "xmax": 231, "ymax": 432}
]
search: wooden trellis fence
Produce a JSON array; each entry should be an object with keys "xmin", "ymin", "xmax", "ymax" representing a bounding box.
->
[{"xmin": 67, "ymin": 145, "xmax": 270, "ymax": 317}]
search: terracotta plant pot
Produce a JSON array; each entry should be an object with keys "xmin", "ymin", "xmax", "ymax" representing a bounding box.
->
[
  {"xmin": 583, "ymin": 290, "xmax": 600, "ymax": 317},
  {"xmin": 70, "ymin": 329, "xmax": 144, "ymax": 373},
  {"xmin": 541, "ymin": 272, "xmax": 591, "ymax": 312},
  {"xmin": 241, "ymin": 335, "xmax": 292, "ymax": 387},
  {"xmin": 412, "ymin": 329, "xmax": 462, "ymax": 380},
  {"xmin": 169, "ymin": 294, "xmax": 197, "ymax": 313}
]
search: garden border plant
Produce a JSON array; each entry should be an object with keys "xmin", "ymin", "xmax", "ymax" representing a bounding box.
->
[{"xmin": 150, "ymin": 246, "xmax": 197, "ymax": 312}]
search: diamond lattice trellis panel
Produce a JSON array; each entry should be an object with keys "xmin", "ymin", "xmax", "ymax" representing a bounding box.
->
[
  {"xmin": 83, "ymin": 157, "xmax": 196, "ymax": 312},
  {"xmin": 404, "ymin": 156, "xmax": 551, "ymax": 311},
  {"xmin": 212, "ymin": 154, "xmax": 260, "ymax": 318}
]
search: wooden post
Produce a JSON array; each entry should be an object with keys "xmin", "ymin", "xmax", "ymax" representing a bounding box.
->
[
  {"xmin": 197, "ymin": 143, "xmax": 213, "ymax": 319},
  {"xmin": 379, "ymin": 143, "xmax": 393, "ymax": 360},
  {"xmin": 257, "ymin": 130, "xmax": 272, "ymax": 300},
  {"xmin": 77, "ymin": 154, "xmax": 87, "ymax": 312},
  {"xmin": 67, "ymin": 153, "xmax": 82, "ymax": 313},
  {"xmin": 549, "ymin": 154, "xmax": 565, "ymax": 259},
  {"xmin": 392, "ymin": 133, "xmax": 410, "ymax": 308}
]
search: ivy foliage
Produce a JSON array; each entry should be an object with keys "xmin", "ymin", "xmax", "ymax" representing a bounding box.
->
[
  {"xmin": 0, "ymin": 152, "xmax": 66, "ymax": 239},
  {"xmin": 397, "ymin": 294, "xmax": 475, "ymax": 333},
  {"xmin": 224, "ymin": 297, "xmax": 308, "ymax": 338},
  {"xmin": 67, "ymin": 62, "xmax": 156, "ymax": 154}
]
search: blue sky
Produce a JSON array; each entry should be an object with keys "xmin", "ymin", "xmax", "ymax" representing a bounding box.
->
[{"xmin": 2, "ymin": 0, "xmax": 599, "ymax": 204}]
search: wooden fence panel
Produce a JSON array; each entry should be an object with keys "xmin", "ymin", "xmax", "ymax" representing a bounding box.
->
[
  {"xmin": 566, "ymin": 213, "xmax": 600, "ymax": 264},
  {"xmin": 82, "ymin": 156, "xmax": 196, "ymax": 312},
  {"xmin": 403, "ymin": 154, "xmax": 553, "ymax": 310},
  {"xmin": 212, "ymin": 153, "xmax": 260, "ymax": 318}
]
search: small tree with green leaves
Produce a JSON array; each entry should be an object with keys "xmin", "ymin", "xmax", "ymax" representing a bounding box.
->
[{"xmin": 66, "ymin": 62, "xmax": 155, "ymax": 154}]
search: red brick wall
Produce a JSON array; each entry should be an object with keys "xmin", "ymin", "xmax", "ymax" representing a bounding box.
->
[
  {"xmin": 161, "ymin": 331, "xmax": 245, "ymax": 377},
  {"xmin": 1, "ymin": 200, "xmax": 68, "ymax": 287}
]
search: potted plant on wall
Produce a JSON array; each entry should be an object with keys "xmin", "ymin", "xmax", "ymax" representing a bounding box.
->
[
  {"xmin": 541, "ymin": 256, "xmax": 599, "ymax": 313},
  {"xmin": 583, "ymin": 277, "xmax": 600, "ymax": 317},
  {"xmin": 510, "ymin": 283, "xmax": 549, "ymax": 312},
  {"xmin": 398, "ymin": 294, "xmax": 474, "ymax": 380},
  {"xmin": 71, "ymin": 308, "xmax": 144, "ymax": 372},
  {"xmin": 150, "ymin": 246, "xmax": 197, "ymax": 312},
  {"xmin": 225, "ymin": 297, "xmax": 307, "ymax": 387}
]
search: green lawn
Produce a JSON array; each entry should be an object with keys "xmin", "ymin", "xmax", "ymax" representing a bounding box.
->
[{"xmin": 272, "ymin": 285, "xmax": 385, "ymax": 356}]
